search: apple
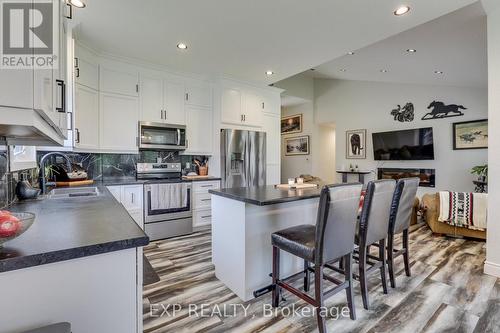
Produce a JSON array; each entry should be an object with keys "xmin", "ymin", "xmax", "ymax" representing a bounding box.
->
[
  {"xmin": 0, "ymin": 215, "xmax": 21, "ymax": 238},
  {"xmin": 0, "ymin": 210, "xmax": 12, "ymax": 217}
]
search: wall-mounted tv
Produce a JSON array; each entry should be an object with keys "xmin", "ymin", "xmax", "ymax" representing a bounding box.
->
[{"xmin": 372, "ymin": 127, "xmax": 435, "ymax": 160}]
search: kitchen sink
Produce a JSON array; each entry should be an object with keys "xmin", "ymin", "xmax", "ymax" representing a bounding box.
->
[{"xmin": 48, "ymin": 187, "xmax": 100, "ymax": 199}]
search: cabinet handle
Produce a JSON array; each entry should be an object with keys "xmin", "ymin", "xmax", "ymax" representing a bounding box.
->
[
  {"xmin": 201, "ymin": 185, "xmax": 212, "ymax": 188},
  {"xmin": 262, "ymin": 102, "xmax": 265, "ymax": 109},
  {"xmin": 55, "ymin": 80, "xmax": 66, "ymax": 113},
  {"xmin": 65, "ymin": 3, "xmax": 72, "ymax": 19},
  {"xmin": 136, "ymin": 84, "xmax": 139, "ymax": 93},
  {"xmin": 75, "ymin": 128, "xmax": 80, "ymax": 143},
  {"xmin": 201, "ymin": 198, "xmax": 211, "ymax": 202},
  {"xmin": 131, "ymin": 193, "xmax": 135, "ymax": 204},
  {"xmin": 160, "ymin": 110, "xmax": 163, "ymax": 120},
  {"xmin": 74, "ymin": 57, "xmax": 79, "ymax": 68},
  {"xmin": 185, "ymin": 93, "xmax": 189, "ymax": 101},
  {"xmin": 136, "ymin": 137, "xmax": 139, "ymax": 147},
  {"xmin": 201, "ymin": 215, "xmax": 212, "ymax": 219},
  {"xmin": 163, "ymin": 109, "xmax": 167, "ymax": 119},
  {"xmin": 75, "ymin": 68, "xmax": 80, "ymax": 78}
]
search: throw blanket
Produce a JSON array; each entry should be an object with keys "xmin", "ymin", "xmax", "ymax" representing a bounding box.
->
[{"xmin": 438, "ymin": 191, "xmax": 487, "ymax": 230}]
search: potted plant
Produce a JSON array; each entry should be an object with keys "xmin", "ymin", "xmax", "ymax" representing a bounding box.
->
[{"xmin": 471, "ymin": 164, "xmax": 488, "ymax": 182}]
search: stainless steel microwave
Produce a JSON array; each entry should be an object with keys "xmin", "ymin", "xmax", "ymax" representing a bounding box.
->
[{"xmin": 139, "ymin": 122, "xmax": 187, "ymax": 150}]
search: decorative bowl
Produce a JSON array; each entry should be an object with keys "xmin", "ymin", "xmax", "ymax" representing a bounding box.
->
[{"xmin": 0, "ymin": 212, "xmax": 36, "ymax": 248}]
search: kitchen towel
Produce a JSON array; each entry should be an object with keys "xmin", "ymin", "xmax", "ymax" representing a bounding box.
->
[{"xmin": 150, "ymin": 183, "xmax": 188, "ymax": 210}]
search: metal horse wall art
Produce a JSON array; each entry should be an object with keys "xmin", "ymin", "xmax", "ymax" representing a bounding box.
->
[
  {"xmin": 391, "ymin": 103, "xmax": 414, "ymax": 122},
  {"xmin": 422, "ymin": 101, "xmax": 467, "ymax": 120}
]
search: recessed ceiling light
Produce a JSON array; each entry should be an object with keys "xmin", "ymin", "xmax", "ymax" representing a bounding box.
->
[
  {"xmin": 347, "ymin": 51, "xmax": 355, "ymax": 55},
  {"xmin": 394, "ymin": 6, "xmax": 410, "ymax": 16},
  {"xmin": 380, "ymin": 69, "xmax": 388, "ymax": 73},
  {"xmin": 177, "ymin": 43, "xmax": 188, "ymax": 50},
  {"xmin": 310, "ymin": 68, "xmax": 316, "ymax": 71},
  {"xmin": 434, "ymin": 70, "xmax": 444, "ymax": 74},
  {"xmin": 69, "ymin": 0, "xmax": 86, "ymax": 8},
  {"xmin": 406, "ymin": 49, "xmax": 417, "ymax": 53},
  {"xmin": 340, "ymin": 69, "xmax": 347, "ymax": 72},
  {"xmin": 266, "ymin": 70, "xmax": 275, "ymax": 76}
]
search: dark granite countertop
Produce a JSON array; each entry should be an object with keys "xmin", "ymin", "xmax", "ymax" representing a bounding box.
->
[
  {"xmin": 209, "ymin": 185, "xmax": 322, "ymax": 206},
  {"xmin": 0, "ymin": 186, "xmax": 149, "ymax": 273}
]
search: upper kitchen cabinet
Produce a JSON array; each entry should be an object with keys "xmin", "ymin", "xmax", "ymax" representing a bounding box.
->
[
  {"xmin": 74, "ymin": 84, "xmax": 99, "ymax": 151},
  {"xmin": 100, "ymin": 65, "xmax": 139, "ymax": 97},
  {"xmin": 99, "ymin": 92, "xmax": 139, "ymax": 152},
  {"xmin": 184, "ymin": 105, "xmax": 213, "ymax": 155},
  {"xmin": 140, "ymin": 75, "xmax": 185, "ymax": 125},
  {"xmin": 221, "ymin": 88, "xmax": 243, "ymax": 125},
  {"xmin": 75, "ymin": 57, "xmax": 99, "ymax": 90},
  {"xmin": 243, "ymin": 92, "xmax": 264, "ymax": 127},
  {"xmin": 185, "ymin": 82, "xmax": 212, "ymax": 108}
]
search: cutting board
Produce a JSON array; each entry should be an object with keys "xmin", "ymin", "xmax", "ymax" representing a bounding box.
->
[
  {"xmin": 182, "ymin": 175, "xmax": 213, "ymax": 180},
  {"xmin": 56, "ymin": 180, "xmax": 94, "ymax": 187},
  {"xmin": 275, "ymin": 183, "xmax": 318, "ymax": 190}
]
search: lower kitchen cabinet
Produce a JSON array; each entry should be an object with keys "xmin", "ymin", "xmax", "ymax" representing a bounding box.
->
[
  {"xmin": 192, "ymin": 180, "xmax": 220, "ymax": 229},
  {"xmin": 107, "ymin": 185, "xmax": 144, "ymax": 229}
]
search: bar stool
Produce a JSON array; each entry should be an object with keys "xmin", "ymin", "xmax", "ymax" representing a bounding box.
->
[
  {"xmin": 271, "ymin": 183, "xmax": 363, "ymax": 333},
  {"xmin": 21, "ymin": 322, "xmax": 71, "ymax": 333},
  {"xmin": 355, "ymin": 179, "xmax": 396, "ymax": 310},
  {"xmin": 387, "ymin": 178, "xmax": 419, "ymax": 288}
]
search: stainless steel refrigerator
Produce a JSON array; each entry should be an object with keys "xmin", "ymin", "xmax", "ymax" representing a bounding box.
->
[{"xmin": 221, "ymin": 129, "xmax": 266, "ymax": 188}]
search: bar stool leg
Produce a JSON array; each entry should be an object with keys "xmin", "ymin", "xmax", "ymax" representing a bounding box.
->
[
  {"xmin": 272, "ymin": 246, "xmax": 281, "ymax": 307},
  {"xmin": 359, "ymin": 246, "xmax": 370, "ymax": 310},
  {"xmin": 314, "ymin": 265, "xmax": 326, "ymax": 333},
  {"xmin": 387, "ymin": 234, "xmax": 396, "ymax": 288},
  {"xmin": 344, "ymin": 253, "xmax": 356, "ymax": 320},
  {"xmin": 379, "ymin": 239, "xmax": 388, "ymax": 294},
  {"xmin": 403, "ymin": 229, "xmax": 411, "ymax": 277},
  {"xmin": 304, "ymin": 260, "xmax": 310, "ymax": 292}
]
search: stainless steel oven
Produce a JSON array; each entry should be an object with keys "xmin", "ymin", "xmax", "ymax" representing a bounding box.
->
[
  {"xmin": 139, "ymin": 122, "xmax": 187, "ymax": 150},
  {"xmin": 143, "ymin": 182, "xmax": 193, "ymax": 240}
]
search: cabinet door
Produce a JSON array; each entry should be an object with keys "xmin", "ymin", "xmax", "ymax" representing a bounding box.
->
[
  {"xmin": 121, "ymin": 185, "xmax": 143, "ymax": 211},
  {"xmin": 74, "ymin": 84, "xmax": 99, "ymax": 150},
  {"xmin": 185, "ymin": 84, "xmax": 211, "ymax": 107},
  {"xmin": 100, "ymin": 66, "xmax": 138, "ymax": 97},
  {"xmin": 164, "ymin": 81, "xmax": 185, "ymax": 125},
  {"xmin": 107, "ymin": 186, "xmax": 122, "ymax": 202},
  {"xmin": 221, "ymin": 88, "xmax": 242, "ymax": 125},
  {"xmin": 185, "ymin": 105, "xmax": 213, "ymax": 155},
  {"xmin": 193, "ymin": 209, "xmax": 212, "ymax": 228},
  {"xmin": 140, "ymin": 76, "xmax": 164, "ymax": 123},
  {"xmin": 0, "ymin": 69, "xmax": 33, "ymax": 109},
  {"xmin": 243, "ymin": 92, "xmax": 263, "ymax": 127},
  {"xmin": 262, "ymin": 113, "xmax": 280, "ymax": 164},
  {"xmin": 33, "ymin": 68, "xmax": 56, "ymax": 126},
  {"xmin": 75, "ymin": 57, "xmax": 99, "ymax": 90},
  {"xmin": 262, "ymin": 93, "xmax": 280, "ymax": 115},
  {"xmin": 100, "ymin": 92, "xmax": 139, "ymax": 152}
]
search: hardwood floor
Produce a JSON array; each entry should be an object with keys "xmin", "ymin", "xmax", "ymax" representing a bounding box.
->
[{"xmin": 143, "ymin": 224, "xmax": 499, "ymax": 333}]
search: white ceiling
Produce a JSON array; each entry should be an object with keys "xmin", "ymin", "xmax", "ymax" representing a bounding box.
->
[
  {"xmin": 72, "ymin": 0, "xmax": 479, "ymax": 85},
  {"xmin": 309, "ymin": 3, "xmax": 487, "ymax": 88}
]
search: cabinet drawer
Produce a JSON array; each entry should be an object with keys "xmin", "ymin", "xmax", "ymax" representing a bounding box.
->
[
  {"xmin": 193, "ymin": 209, "xmax": 212, "ymax": 227},
  {"xmin": 192, "ymin": 181, "xmax": 220, "ymax": 193},
  {"xmin": 194, "ymin": 192, "xmax": 212, "ymax": 210}
]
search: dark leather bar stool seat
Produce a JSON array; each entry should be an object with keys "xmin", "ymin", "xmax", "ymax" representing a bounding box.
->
[
  {"xmin": 271, "ymin": 224, "xmax": 316, "ymax": 261},
  {"xmin": 21, "ymin": 322, "xmax": 71, "ymax": 333},
  {"xmin": 271, "ymin": 183, "xmax": 363, "ymax": 333}
]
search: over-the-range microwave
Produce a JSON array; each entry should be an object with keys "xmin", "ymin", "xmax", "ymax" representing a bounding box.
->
[{"xmin": 139, "ymin": 122, "xmax": 187, "ymax": 150}]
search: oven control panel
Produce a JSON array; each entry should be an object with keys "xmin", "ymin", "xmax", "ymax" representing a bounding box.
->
[{"xmin": 137, "ymin": 163, "xmax": 182, "ymax": 174}]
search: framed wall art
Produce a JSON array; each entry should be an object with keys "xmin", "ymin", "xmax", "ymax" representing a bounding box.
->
[
  {"xmin": 281, "ymin": 114, "xmax": 302, "ymax": 135},
  {"xmin": 346, "ymin": 129, "xmax": 366, "ymax": 159},
  {"xmin": 453, "ymin": 119, "xmax": 488, "ymax": 150}
]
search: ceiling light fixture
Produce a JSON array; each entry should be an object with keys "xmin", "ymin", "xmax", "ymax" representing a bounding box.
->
[
  {"xmin": 68, "ymin": 0, "xmax": 86, "ymax": 8},
  {"xmin": 434, "ymin": 70, "xmax": 444, "ymax": 74},
  {"xmin": 347, "ymin": 51, "xmax": 355, "ymax": 55},
  {"xmin": 394, "ymin": 6, "xmax": 410, "ymax": 16},
  {"xmin": 340, "ymin": 69, "xmax": 347, "ymax": 72},
  {"xmin": 266, "ymin": 71, "xmax": 275, "ymax": 76},
  {"xmin": 380, "ymin": 69, "xmax": 388, "ymax": 73},
  {"xmin": 177, "ymin": 43, "xmax": 188, "ymax": 50},
  {"xmin": 406, "ymin": 49, "xmax": 417, "ymax": 53}
]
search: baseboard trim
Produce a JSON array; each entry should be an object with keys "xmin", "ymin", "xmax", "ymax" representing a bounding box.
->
[{"xmin": 484, "ymin": 261, "xmax": 500, "ymax": 277}]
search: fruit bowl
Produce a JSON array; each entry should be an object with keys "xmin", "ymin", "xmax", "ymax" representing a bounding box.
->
[{"xmin": 0, "ymin": 211, "xmax": 36, "ymax": 248}]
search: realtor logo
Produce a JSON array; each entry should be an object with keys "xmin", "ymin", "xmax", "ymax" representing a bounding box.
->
[{"xmin": 1, "ymin": 0, "xmax": 58, "ymax": 69}]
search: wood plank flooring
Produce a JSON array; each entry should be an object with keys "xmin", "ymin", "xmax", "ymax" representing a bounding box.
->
[{"xmin": 143, "ymin": 224, "xmax": 499, "ymax": 333}]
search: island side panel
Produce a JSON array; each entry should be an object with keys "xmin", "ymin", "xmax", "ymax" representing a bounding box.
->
[
  {"xmin": 244, "ymin": 198, "xmax": 319, "ymax": 301},
  {"xmin": 212, "ymin": 195, "xmax": 247, "ymax": 300}
]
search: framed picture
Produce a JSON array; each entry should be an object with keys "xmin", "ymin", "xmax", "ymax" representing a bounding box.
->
[
  {"xmin": 281, "ymin": 114, "xmax": 302, "ymax": 135},
  {"xmin": 285, "ymin": 135, "xmax": 310, "ymax": 156},
  {"xmin": 346, "ymin": 129, "xmax": 366, "ymax": 159},
  {"xmin": 453, "ymin": 119, "xmax": 488, "ymax": 150}
]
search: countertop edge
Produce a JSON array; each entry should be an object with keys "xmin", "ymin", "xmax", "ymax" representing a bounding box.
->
[{"xmin": 209, "ymin": 189, "xmax": 321, "ymax": 206}]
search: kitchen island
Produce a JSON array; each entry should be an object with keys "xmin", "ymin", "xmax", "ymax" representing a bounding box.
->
[
  {"xmin": 0, "ymin": 186, "xmax": 148, "ymax": 333},
  {"xmin": 209, "ymin": 185, "xmax": 322, "ymax": 301}
]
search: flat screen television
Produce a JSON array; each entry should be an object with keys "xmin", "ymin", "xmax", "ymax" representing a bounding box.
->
[{"xmin": 372, "ymin": 127, "xmax": 435, "ymax": 160}]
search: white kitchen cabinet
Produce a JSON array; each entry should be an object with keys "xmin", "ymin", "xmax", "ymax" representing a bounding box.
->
[
  {"xmin": 262, "ymin": 113, "xmax": 280, "ymax": 165},
  {"xmin": 193, "ymin": 180, "xmax": 220, "ymax": 229},
  {"xmin": 140, "ymin": 76, "xmax": 185, "ymax": 125},
  {"xmin": 221, "ymin": 88, "xmax": 243, "ymax": 125},
  {"xmin": 99, "ymin": 92, "xmax": 139, "ymax": 152},
  {"xmin": 0, "ymin": 70, "xmax": 33, "ymax": 109},
  {"xmin": 75, "ymin": 56, "xmax": 99, "ymax": 90},
  {"xmin": 107, "ymin": 185, "xmax": 144, "ymax": 229},
  {"xmin": 193, "ymin": 209, "xmax": 212, "ymax": 228},
  {"xmin": 244, "ymin": 92, "xmax": 264, "ymax": 127},
  {"xmin": 185, "ymin": 83, "xmax": 211, "ymax": 108},
  {"xmin": 74, "ymin": 84, "xmax": 99, "ymax": 150},
  {"xmin": 100, "ymin": 66, "xmax": 139, "ymax": 97},
  {"xmin": 185, "ymin": 105, "xmax": 213, "ymax": 155},
  {"xmin": 107, "ymin": 186, "xmax": 122, "ymax": 202}
]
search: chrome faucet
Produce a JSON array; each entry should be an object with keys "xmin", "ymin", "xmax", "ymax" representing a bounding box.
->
[{"xmin": 39, "ymin": 152, "xmax": 73, "ymax": 194}]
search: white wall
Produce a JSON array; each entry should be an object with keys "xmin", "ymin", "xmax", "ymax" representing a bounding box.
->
[
  {"xmin": 484, "ymin": 1, "xmax": 500, "ymax": 278},
  {"xmin": 314, "ymin": 79, "xmax": 488, "ymax": 194}
]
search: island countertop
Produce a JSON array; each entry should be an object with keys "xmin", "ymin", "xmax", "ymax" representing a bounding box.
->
[
  {"xmin": 0, "ymin": 186, "xmax": 149, "ymax": 273},
  {"xmin": 209, "ymin": 185, "xmax": 322, "ymax": 206}
]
